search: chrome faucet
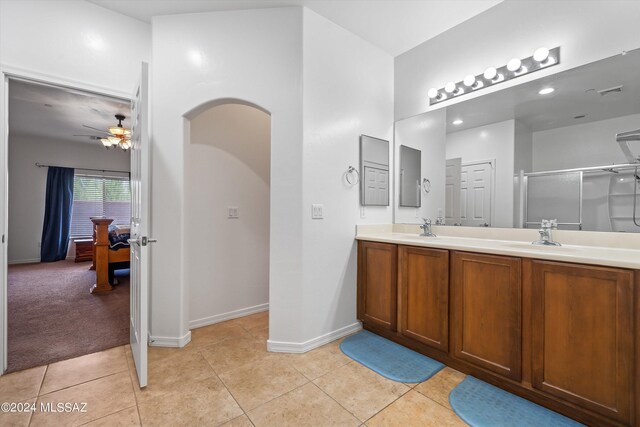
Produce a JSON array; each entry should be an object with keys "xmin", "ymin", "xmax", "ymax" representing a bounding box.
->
[
  {"xmin": 420, "ymin": 218, "xmax": 436, "ymax": 237},
  {"xmin": 532, "ymin": 219, "xmax": 561, "ymax": 246}
]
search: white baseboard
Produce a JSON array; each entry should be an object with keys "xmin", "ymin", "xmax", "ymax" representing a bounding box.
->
[
  {"xmin": 149, "ymin": 330, "xmax": 192, "ymax": 348},
  {"xmin": 8, "ymin": 258, "xmax": 39, "ymax": 265},
  {"xmin": 267, "ymin": 321, "xmax": 362, "ymax": 353},
  {"xmin": 189, "ymin": 303, "xmax": 269, "ymax": 329}
]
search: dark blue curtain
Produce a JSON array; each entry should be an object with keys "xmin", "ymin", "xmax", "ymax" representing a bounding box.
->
[{"xmin": 40, "ymin": 167, "xmax": 74, "ymax": 262}]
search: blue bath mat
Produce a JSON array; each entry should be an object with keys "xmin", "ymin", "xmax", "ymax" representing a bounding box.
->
[
  {"xmin": 450, "ymin": 376, "xmax": 585, "ymax": 427},
  {"xmin": 339, "ymin": 330, "xmax": 444, "ymax": 383}
]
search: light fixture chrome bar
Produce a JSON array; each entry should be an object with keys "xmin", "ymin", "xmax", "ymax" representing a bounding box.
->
[{"xmin": 428, "ymin": 47, "xmax": 560, "ymax": 105}]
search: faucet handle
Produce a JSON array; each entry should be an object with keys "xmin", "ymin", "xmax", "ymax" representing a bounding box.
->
[
  {"xmin": 549, "ymin": 219, "xmax": 558, "ymax": 229},
  {"xmin": 422, "ymin": 217, "xmax": 431, "ymax": 225}
]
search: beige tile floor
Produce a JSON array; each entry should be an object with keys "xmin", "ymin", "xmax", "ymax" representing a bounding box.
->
[{"xmin": 0, "ymin": 311, "xmax": 469, "ymax": 426}]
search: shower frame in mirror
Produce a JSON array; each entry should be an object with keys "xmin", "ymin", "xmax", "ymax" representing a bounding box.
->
[
  {"xmin": 360, "ymin": 135, "xmax": 390, "ymax": 206},
  {"xmin": 399, "ymin": 145, "xmax": 422, "ymax": 208}
]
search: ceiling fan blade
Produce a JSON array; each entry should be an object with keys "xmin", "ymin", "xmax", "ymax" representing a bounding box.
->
[
  {"xmin": 82, "ymin": 124, "xmax": 111, "ymax": 135},
  {"xmin": 73, "ymin": 134, "xmax": 102, "ymax": 140}
]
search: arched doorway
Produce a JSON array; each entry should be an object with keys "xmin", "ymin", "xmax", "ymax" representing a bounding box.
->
[{"xmin": 184, "ymin": 100, "xmax": 271, "ymax": 333}]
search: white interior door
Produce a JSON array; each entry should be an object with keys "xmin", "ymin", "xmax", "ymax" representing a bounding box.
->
[
  {"xmin": 129, "ymin": 62, "xmax": 151, "ymax": 388},
  {"xmin": 445, "ymin": 158, "xmax": 461, "ymax": 225},
  {"xmin": 460, "ymin": 161, "xmax": 492, "ymax": 227}
]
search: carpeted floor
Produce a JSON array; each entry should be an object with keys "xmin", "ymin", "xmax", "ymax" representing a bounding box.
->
[{"xmin": 7, "ymin": 260, "xmax": 130, "ymax": 373}]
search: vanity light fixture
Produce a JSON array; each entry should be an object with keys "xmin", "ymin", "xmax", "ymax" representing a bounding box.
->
[
  {"xmin": 428, "ymin": 46, "xmax": 560, "ymax": 105},
  {"xmin": 538, "ymin": 87, "xmax": 555, "ymax": 95},
  {"xmin": 452, "ymin": 119, "xmax": 464, "ymax": 125}
]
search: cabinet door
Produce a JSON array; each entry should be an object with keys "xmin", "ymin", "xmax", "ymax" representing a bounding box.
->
[
  {"xmin": 398, "ymin": 246, "xmax": 449, "ymax": 352},
  {"xmin": 531, "ymin": 261, "xmax": 633, "ymax": 424},
  {"xmin": 452, "ymin": 251, "xmax": 522, "ymax": 380},
  {"xmin": 357, "ymin": 241, "xmax": 397, "ymax": 331}
]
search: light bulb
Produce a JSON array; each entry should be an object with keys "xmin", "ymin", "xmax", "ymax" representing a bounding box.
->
[
  {"xmin": 507, "ymin": 58, "xmax": 522, "ymax": 72},
  {"xmin": 463, "ymin": 74, "xmax": 476, "ymax": 87},
  {"xmin": 533, "ymin": 47, "xmax": 550, "ymax": 62},
  {"xmin": 100, "ymin": 138, "xmax": 112, "ymax": 148},
  {"xmin": 444, "ymin": 82, "xmax": 456, "ymax": 93},
  {"xmin": 428, "ymin": 87, "xmax": 439, "ymax": 99},
  {"xmin": 538, "ymin": 87, "xmax": 555, "ymax": 95},
  {"xmin": 483, "ymin": 67, "xmax": 497, "ymax": 80}
]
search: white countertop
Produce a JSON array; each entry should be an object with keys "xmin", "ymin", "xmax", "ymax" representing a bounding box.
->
[{"xmin": 356, "ymin": 231, "xmax": 640, "ymax": 270}]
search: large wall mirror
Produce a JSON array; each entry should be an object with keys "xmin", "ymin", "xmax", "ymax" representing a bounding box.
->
[{"xmin": 394, "ymin": 47, "xmax": 640, "ymax": 232}]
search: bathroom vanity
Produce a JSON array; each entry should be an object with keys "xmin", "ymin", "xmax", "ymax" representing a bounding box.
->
[{"xmin": 356, "ymin": 227, "xmax": 640, "ymax": 427}]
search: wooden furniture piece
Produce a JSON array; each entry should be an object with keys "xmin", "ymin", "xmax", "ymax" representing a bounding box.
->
[
  {"xmin": 452, "ymin": 251, "xmax": 522, "ymax": 381},
  {"xmin": 531, "ymin": 260, "xmax": 633, "ymax": 424},
  {"xmin": 398, "ymin": 245, "xmax": 449, "ymax": 352},
  {"xmin": 74, "ymin": 238, "xmax": 93, "ymax": 262},
  {"xmin": 357, "ymin": 241, "xmax": 397, "ymax": 332},
  {"xmin": 90, "ymin": 218, "xmax": 130, "ymax": 294},
  {"xmin": 357, "ymin": 241, "xmax": 638, "ymax": 427}
]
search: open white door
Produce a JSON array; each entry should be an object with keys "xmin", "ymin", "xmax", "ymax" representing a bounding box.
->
[
  {"xmin": 445, "ymin": 158, "xmax": 462, "ymax": 226},
  {"xmin": 129, "ymin": 62, "xmax": 152, "ymax": 388}
]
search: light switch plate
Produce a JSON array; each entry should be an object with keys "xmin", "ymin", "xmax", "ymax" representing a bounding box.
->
[
  {"xmin": 312, "ymin": 204, "xmax": 323, "ymax": 219},
  {"xmin": 228, "ymin": 207, "xmax": 239, "ymax": 219}
]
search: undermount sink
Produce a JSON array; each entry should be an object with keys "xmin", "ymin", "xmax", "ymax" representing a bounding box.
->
[{"xmin": 500, "ymin": 242, "xmax": 579, "ymax": 251}]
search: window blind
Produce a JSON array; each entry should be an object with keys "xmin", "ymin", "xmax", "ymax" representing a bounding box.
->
[{"xmin": 70, "ymin": 174, "xmax": 131, "ymax": 237}]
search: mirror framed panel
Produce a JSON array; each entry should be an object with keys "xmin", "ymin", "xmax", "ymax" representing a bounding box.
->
[{"xmin": 360, "ymin": 134, "xmax": 390, "ymax": 206}]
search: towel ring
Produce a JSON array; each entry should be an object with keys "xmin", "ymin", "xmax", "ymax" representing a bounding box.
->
[
  {"xmin": 346, "ymin": 166, "xmax": 360, "ymax": 185},
  {"xmin": 422, "ymin": 178, "xmax": 431, "ymax": 194}
]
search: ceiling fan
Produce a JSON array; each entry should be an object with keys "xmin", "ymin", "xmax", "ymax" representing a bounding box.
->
[{"xmin": 76, "ymin": 114, "xmax": 132, "ymax": 151}]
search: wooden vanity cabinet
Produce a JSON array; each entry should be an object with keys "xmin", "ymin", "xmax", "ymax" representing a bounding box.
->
[
  {"xmin": 397, "ymin": 246, "xmax": 449, "ymax": 352},
  {"xmin": 357, "ymin": 241, "xmax": 398, "ymax": 331},
  {"xmin": 451, "ymin": 251, "xmax": 522, "ymax": 381},
  {"xmin": 531, "ymin": 260, "xmax": 634, "ymax": 424},
  {"xmin": 357, "ymin": 240, "xmax": 638, "ymax": 426}
]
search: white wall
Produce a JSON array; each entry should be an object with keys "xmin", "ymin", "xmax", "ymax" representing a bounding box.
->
[
  {"xmin": 152, "ymin": 7, "xmax": 304, "ymax": 344},
  {"xmin": 395, "ymin": 1, "xmax": 640, "ymax": 120},
  {"xmin": 0, "ymin": 0, "xmax": 151, "ymax": 96},
  {"xmin": 8, "ymin": 135, "xmax": 130, "ymax": 263},
  {"xmin": 186, "ymin": 103, "xmax": 270, "ymax": 327},
  {"xmin": 299, "ymin": 9, "xmax": 393, "ymax": 346},
  {"xmin": 446, "ymin": 120, "xmax": 515, "ymax": 228},
  {"xmin": 394, "ymin": 110, "xmax": 447, "ymax": 224},
  {"xmin": 532, "ymin": 114, "xmax": 640, "ymax": 171}
]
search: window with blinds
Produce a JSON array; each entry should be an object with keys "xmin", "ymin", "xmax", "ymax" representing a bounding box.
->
[{"xmin": 70, "ymin": 174, "xmax": 131, "ymax": 237}]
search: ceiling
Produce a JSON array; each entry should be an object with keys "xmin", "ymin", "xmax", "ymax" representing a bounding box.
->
[
  {"xmin": 9, "ymin": 79, "xmax": 131, "ymax": 144},
  {"xmin": 87, "ymin": 0, "xmax": 502, "ymax": 57},
  {"xmin": 444, "ymin": 48, "xmax": 640, "ymax": 134}
]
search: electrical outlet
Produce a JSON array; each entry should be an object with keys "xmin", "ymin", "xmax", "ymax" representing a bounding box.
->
[
  {"xmin": 227, "ymin": 207, "xmax": 239, "ymax": 219},
  {"xmin": 312, "ymin": 204, "xmax": 323, "ymax": 219}
]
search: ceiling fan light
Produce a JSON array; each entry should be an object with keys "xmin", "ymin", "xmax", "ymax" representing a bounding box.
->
[
  {"xmin": 100, "ymin": 138, "xmax": 112, "ymax": 147},
  {"xmin": 124, "ymin": 129, "xmax": 132, "ymax": 136},
  {"xmin": 109, "ymin": 126, "xmax": 125, "ymax": 136}
]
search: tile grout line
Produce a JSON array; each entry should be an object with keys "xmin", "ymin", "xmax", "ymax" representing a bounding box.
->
[
  {"xmin": 200, "ymin": 347, "xmax": 252, "ymax": 426},
  {"xmin": 75, "ymin": 405, "xmax": 138, "ymax": 426},
  {"xmin": 123, "ymin": 345, "xmax": 144, "ymax": 426},
  {"xmin": 36, "ymin": 368, "xmax": 130, "ymax": 398},
  {"xmin": 27, "ymin": 364, "xmax": 49, "ymax": 427}
]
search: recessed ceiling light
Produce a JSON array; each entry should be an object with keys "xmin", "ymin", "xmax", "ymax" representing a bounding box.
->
[
  {"xmin": 538, "ymin": 87, "xmax": 555, "ymax": 95},
  {"xmin": 452, "ymin": 119, "xmax": 463, "ymax": 125}
]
